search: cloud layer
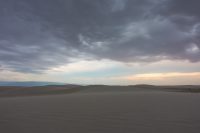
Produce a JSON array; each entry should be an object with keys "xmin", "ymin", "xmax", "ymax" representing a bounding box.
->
[{"xmin": 0, "ymin": 0, "xmax": 200, "ymax": 72}]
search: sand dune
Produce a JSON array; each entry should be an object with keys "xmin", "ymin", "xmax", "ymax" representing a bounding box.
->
[
  {"xmin": 0, "ymin": 85, "xmax": 81, "ymax": 97},
  {"xmin": 0, "ymin": 85, "xmax": 200, "ymax": 133},
  {"xmin": 0, "ymin": 85, "xmax": 199, "ymax": 98}
]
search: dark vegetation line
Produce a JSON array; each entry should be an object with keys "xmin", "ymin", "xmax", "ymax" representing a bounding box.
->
[{"xmin": 0, "ymin": 85, "xmax": 200, "ymax": 98}]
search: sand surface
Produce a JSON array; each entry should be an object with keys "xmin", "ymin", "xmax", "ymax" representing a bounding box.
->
[{"xmin": 0, "ymin": 89, "xmax": 200, "ymax": 133}]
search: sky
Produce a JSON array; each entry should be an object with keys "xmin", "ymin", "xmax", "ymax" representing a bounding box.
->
[{"xmin": 0, "ymin": 0, "xmax": 200, "ymax": 85}]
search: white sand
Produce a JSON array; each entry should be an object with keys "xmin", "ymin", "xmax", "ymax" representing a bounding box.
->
[{"xmin": 0, "ymin": 90, "xmax": 200, "ymax": 133}]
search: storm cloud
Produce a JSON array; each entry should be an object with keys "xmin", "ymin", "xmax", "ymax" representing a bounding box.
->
[{"xmin": 0, "ymin": 0, "xmax": 200, "ymax": 72}]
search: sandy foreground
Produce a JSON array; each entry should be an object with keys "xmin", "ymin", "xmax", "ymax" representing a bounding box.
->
[{"xmin": 0, "ymin": 85, "xmax": 200, "ymax": 133}]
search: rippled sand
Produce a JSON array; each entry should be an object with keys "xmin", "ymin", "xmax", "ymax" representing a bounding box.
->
[{"xmin": 0, "ymin": 90, "xmax": 200, "ymax": 133}]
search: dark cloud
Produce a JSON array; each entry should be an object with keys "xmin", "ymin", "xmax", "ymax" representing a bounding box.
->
[{"xmin": 0, "ymin": 0, "xmax": 200, "ymax": 72}]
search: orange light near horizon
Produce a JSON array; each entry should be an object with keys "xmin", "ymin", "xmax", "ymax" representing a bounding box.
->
[{"xmin": 124, "ymin": 72, "xmax": 200, "ymax": 80}]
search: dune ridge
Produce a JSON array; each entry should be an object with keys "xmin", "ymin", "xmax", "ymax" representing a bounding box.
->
[{"xmin": 0, "ymin": 85, "xmax": 200, "ymax": 98}]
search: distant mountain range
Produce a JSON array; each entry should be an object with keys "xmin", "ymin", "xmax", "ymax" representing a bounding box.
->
[{"xmin": 0, "ymin": 81, "xmax": 66, "ymax": 87}]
